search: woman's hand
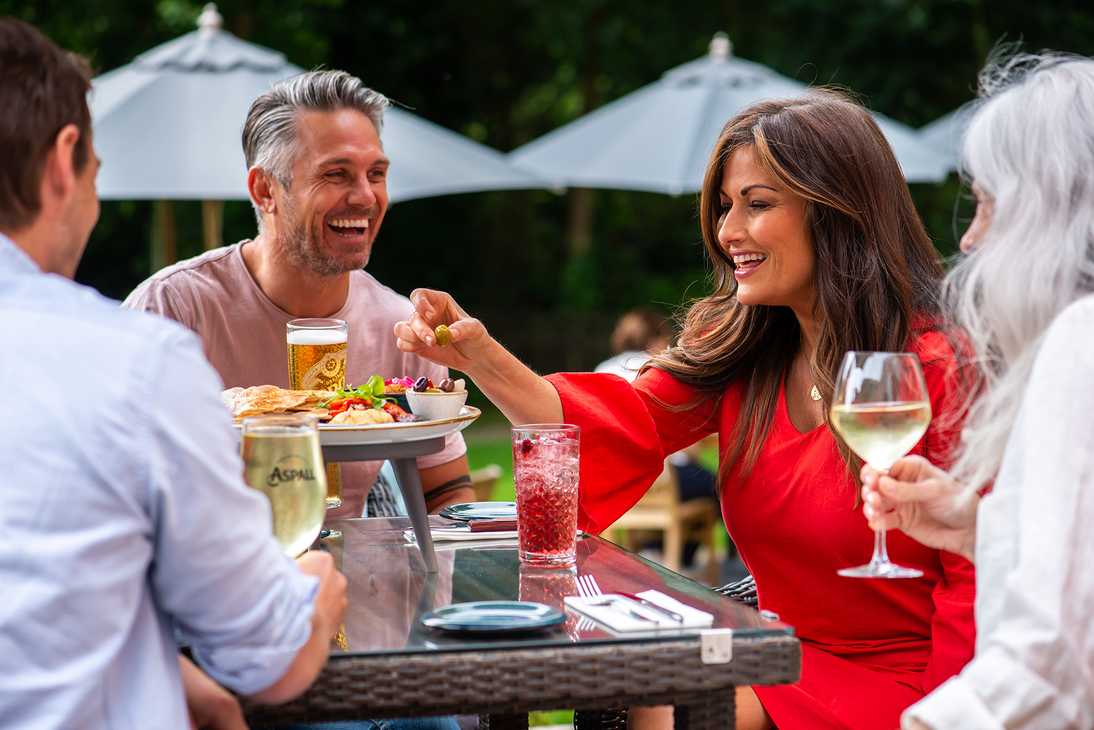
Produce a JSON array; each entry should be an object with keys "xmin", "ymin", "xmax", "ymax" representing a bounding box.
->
[
  {"xmin": 393, "ymin": 289, "xmax": 493, "ymax": 374},
  {"xmin": 394, "ymin": 288, "xmax": 564, "ymax": 424},
  {"xmin": 861, "ymin": 455, "xmax": 979, "ymax": 561}
]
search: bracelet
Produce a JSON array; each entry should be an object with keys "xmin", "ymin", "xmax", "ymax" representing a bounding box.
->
[{"xmin": 424, "ymin": 474, "xmax": 472, "ymax": 500}]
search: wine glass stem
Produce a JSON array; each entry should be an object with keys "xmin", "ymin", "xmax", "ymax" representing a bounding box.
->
[{"xmin": 873, "ymin": 526, "xmax": 890, "ymax": 565}]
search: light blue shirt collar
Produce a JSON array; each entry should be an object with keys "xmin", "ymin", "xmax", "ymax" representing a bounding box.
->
[{"xmin": 0, "ymin": 231, "xmax": 42, "ymax": 275}]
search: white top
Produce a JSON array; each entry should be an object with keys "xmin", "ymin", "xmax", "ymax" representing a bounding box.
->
[
  {"xmin": 0, "ymin": 235, "xmax": 317, "ymax": 729},
  {"xmin": 905, "ymin": 295, "xmax": 1094, "ymax": 729},
  {"xmin": 594, "ymin": 350, "xmax": 652, "ymax": 382}
]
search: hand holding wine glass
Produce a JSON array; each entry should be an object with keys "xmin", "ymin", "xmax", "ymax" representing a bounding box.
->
[
  {"xmin": 861, "ymin": 456, "xmax": 979, "ymax": 561},
  {"xmin": 830, "ymin": 351, "xmax": 931, "ymax": 578}
]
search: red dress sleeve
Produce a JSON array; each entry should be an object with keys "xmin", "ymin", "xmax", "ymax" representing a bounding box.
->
[
  {"xmin": 545, "ymin": 369, "xmax": 718, "ymax": 534},
  {"xmin": 915, "ymin": 329, "xmax": 977, "ymax": 690}
]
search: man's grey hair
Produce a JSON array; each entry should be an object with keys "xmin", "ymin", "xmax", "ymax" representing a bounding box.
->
[{"xmin": 242, "ymin": 69, "xmax": 389, "ymax": 198}]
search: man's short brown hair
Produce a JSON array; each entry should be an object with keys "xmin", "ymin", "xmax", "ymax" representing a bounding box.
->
[{"xmin": 0, "ymin": 19, "xmax": 92, "ymax": 231}]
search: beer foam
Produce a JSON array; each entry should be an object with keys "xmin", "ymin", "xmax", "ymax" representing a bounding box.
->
[{"xmin": 287, "ymin": 329, "xmax": 347, "ymax": 345}]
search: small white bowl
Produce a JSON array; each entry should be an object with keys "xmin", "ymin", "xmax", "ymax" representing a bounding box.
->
[{"xmin": 404, "ymin": 389, "xmax": 468, "ymax": 421}]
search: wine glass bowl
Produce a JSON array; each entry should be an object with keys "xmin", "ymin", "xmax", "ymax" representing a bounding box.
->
[
  {"xmin": 241, "ymin": 413, "xmax": 328, "ymax": 558},
  {"xmin": 830, "ymin": 352, "xmax": 930, "ymax": 579}
]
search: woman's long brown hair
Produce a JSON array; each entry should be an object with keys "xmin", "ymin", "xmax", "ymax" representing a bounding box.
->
[{"xmin": 649, "ymin": 90, "xmax": 944, "ymax": 487}]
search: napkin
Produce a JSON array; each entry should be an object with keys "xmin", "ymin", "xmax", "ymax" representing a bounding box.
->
[
  {"xmin": 403, "ymin": 527, "xmax": 518, "ymax": 543},
  {"xmin": 564, "ymin": 589, "xmax": 714, "ymax": 632}
]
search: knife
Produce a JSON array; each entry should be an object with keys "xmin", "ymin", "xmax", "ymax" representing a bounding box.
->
[
  {"xmin": 617, "ymin": 591, "xmax": 685, "ymax": 623},
  {"xmin": 465, "ymin": 519, "xmax": 518, "ymax": 532}
]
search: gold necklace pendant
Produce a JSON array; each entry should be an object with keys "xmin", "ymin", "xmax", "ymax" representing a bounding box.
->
[{"xmin": 810, "ymin": 385, "xmax": 822, "ymax": 401}]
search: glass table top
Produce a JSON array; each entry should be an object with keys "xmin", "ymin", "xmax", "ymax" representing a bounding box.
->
[{"xmin": 320, "ymin": 517, "xmax": 793, "ymax": 657}]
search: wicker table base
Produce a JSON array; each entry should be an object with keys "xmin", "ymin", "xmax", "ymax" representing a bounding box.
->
[{"xmin": 245, "ymin": 635, "xmax": 800, "ymax": 729}]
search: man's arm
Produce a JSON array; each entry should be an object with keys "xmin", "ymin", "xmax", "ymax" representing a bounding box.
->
[
  {"xmin": 247, "ymin": 552, "xmax": 346, "ymax": 705},
  {"xmin": 140, "ymin": 326, "xmax": 342, "ymax": 700},
  {"xmin": 421, "ymin": 455, "xmax": 473, "ymax": 511}
]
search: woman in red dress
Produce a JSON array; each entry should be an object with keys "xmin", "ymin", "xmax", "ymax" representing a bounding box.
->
[{"xmin": 394, "ymin": 91, "xmax": 976, "ymax": 729}]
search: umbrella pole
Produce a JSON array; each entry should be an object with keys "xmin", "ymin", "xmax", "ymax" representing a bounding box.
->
[
  {"xmin": 201, "ymin": 200, "xmax": 224, "ymax": 250},
  {"xmin": 151, "ymin": 199, "xmax": 177, "ymax": 273},
  {"xmin": 566, "ymin": 188, "xmax": 594, "ymax": 257}
]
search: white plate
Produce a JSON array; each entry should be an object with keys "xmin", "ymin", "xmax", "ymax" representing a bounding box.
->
[{"xmin": 317, "ymin": 405, "xmax": 480, "ymax": 446}]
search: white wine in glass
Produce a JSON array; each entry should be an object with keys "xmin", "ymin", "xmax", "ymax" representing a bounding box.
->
[
  {"xmin": 830, "ymin": 352, "xmax": 931, "ymax": 579},
  {"xmin": 241, "ymin": 414, "xmax": 328, "ymax": 558}
]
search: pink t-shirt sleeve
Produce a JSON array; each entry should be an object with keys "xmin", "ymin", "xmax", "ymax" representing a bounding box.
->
[{"xmin": 123, "ymin": 277, "xmax": 193, "ymax": 328}]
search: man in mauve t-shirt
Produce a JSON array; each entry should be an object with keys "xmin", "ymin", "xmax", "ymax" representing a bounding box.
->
[{"xmin": 124, "ymin": 70, "xmax": 472, "ymax": 519}]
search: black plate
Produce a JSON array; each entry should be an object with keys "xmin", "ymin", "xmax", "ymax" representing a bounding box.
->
[
  {"xmin": 420, "ymin": 601, "xmax": 564, "ymax": 634},
  {"xmin": 439, "ymin": 502, "xmax": 517, "ymax": 522}
]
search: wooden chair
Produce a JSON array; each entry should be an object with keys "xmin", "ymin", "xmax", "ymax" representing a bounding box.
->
[
  {"xmin": 607, "ymin": 460, "xmax": 722, "ymax": 584},
  {"xmin": 469, "ymin": 464, "xmax": 503, "ymax": 502}
]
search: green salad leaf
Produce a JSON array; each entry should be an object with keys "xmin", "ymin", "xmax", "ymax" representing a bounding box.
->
[{"xmin": 320, "ymin": 375, "xmax": 391, "ymax": 408}]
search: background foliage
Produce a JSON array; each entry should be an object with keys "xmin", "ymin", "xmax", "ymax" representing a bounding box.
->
[{"xmin": 6, "ymin": 0, "xmax": 1094, "ymax": 371}]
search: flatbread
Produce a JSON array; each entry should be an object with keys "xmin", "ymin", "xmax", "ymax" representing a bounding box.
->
[{"xmin": 224, "ymin": 385, "xmax": 335, "ymax": 420}]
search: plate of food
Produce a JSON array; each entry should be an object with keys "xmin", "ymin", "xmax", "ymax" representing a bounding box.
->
[{"xmin": 223, "ymin": 375, "xmax": 480, "ymax": 445}]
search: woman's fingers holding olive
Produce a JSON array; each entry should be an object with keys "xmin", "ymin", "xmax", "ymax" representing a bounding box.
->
[
  {"xmin": 411, "ymin": 288, "xmax": 470, "ymax": 326},
  {"xmin": 393, "ymin": 319, "xmax": 428, "ymax": 352},
  {"xmin": 447, "ymin": 317, "xmax": 486, "ymax": 345},
  {"xmin": 409, "ymin": 288, "xmax": 445, "ymax": 320}
]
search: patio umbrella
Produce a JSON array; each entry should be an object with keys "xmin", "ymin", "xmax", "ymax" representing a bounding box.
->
[
  {"xmin": 91, "ymin": 4, "xmax": 541, "ymax": 264},
  {"xmin": 919, "ymin": 101, "xmax": 976, "ymax": 174},
  {"xmin": 510, "ymin": 33, "xmax": 951, "ymax": 194}
]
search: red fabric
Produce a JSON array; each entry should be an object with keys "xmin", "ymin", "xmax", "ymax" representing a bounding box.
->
[{"xmin": 546, "ymin": 331, "xmax": 976, "ymax": 730}]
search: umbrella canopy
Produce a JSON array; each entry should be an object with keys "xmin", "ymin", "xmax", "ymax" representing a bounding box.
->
[
  {"xmin": 510, "ymin": 33, "xmax": 951, "ymax": 194},
  {"xmin": 91, "ymin": 4, "xmax": 540, "ymax": 203},
  {"xmin": 919, "ymin": 101, "xmax": 976, "ymax": 173}
]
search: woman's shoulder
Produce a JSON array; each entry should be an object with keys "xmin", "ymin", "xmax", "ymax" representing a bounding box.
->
[
  {"xmin": 908, "ymin": 319, "xmax": 962, "ymax": 365},
  {"xmin": 632, "ymin": 365, "xmax": 742, "ymax": 411},
  {"xmin": 1039, "ymin": 294, "xmax": 1094, "ymax": 359}
]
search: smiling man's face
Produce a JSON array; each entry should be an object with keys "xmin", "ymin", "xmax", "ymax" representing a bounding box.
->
[{"xmin": 274, "ymin": 108, "xmax": 389, "ymax": 276}]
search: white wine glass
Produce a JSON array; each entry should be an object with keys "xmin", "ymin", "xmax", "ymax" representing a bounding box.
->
[
  {"xmin": 830, "ymin": 351, "xmax": 931, "ymax": 579},
  {"xmin": 241, "ymin": 413, "xmax": 328, "ymax": 558}
]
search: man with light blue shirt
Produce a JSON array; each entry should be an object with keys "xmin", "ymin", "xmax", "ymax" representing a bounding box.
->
[{"xmin": 0, "ymin": 18, "xmax": 348, "ymax": 729}]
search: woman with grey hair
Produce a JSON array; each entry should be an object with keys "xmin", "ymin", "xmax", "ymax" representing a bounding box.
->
[{"xmin": 862, "ymin": 53, "xmax": 1094, "ymax": 729}]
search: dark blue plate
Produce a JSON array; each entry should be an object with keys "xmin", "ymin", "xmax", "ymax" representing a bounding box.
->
[
  {"xmin": 420, "ymin": 601, "xmax": 564, "ymax": 634},
  {"xmin": 439, "ymin": 502, "xmax": 517, "ymax": 522}
]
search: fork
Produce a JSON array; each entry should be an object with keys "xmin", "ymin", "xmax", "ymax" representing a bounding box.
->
[{"xmin": 576, "ymin": 574, "xmax": 657, "ymax": 623}]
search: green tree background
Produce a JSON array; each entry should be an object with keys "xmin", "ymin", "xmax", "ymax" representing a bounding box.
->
[{"xmin": 6, "ymin": 0, "xmax": 1093, "ymax": 371}]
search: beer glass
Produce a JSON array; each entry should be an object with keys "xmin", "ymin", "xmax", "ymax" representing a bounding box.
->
[
  {"xmin": 830, "ymin": 351, "xmax": 930, "ymax": 579},
  {"xmin": 241, "ymin": 413, "xmax": 328, "ymax": 558},
  {"xmin": 287, "ymin": 318, "xmax": 348, "ymax": 391},
  {"xmin": 287, "ymin": 318, "xmax": 346, "ymax": 509}
]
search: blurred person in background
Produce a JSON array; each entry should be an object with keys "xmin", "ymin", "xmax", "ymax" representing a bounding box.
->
[
  {"xmin": 862, "ymin": 53, "xmax": 1094, "ymax": 730},
  {"xmin": 0, "ymin": 18, "xmax": 346, "ymax": 729},
  {"xmin": 394, "ymin": 90, "xmax": 977, "ymax": 730},
  {"xmin": 596, "ymin": 308, "xmax": 720, "ymax": 567}
]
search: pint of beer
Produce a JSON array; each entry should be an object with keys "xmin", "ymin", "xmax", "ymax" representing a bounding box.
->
[
  {"xmin": 287, "ymin": 318, "xmax": 347, "ymax": 509},
  {"xmin": 287, "ymin": 318, "xmax": 348, "ymax": 392}
]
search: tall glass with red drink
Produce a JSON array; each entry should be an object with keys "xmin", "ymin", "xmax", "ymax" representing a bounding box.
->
[{"xmin": 512, "ymin": 424, "xmax": 580, "ymax": 567}]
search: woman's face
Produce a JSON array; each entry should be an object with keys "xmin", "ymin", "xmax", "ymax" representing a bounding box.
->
[
  {"xmin": 716, "ymin": 146, "xmax": 815, "ymax": 313},
  {"xmin": 960, "ymin": 183, "xmax": 994, "ymax": 253}
]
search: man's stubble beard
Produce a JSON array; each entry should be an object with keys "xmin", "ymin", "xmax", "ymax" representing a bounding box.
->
[{"xmin": 278, "ymin": 195, "xmax": 371, "ymax": 277}]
